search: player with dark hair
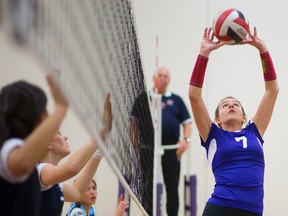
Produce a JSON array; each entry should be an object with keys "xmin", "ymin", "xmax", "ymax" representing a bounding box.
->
[
  {"xmin": 189, "ymin": 27, "xmax": 279, "ymax": 216},
  {"xmin": 0, "ymin": 74, "xmax": 68, "ymax": 216},
  {"xmin": 129, "ymin": 90, "xmax": 154, "ymax": 215}
]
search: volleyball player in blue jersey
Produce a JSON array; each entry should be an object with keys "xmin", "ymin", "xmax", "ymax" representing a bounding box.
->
[
  {"xmin": 189, "ymin": 27, "xmax": 279, "ymax": 216},
  {"xmin": 37, "ymin": 93, "xmax": 112, "ymax": 216},
  {"xmin": 0, "ymin": 74, "xmax": 68, "ymax": 216}
]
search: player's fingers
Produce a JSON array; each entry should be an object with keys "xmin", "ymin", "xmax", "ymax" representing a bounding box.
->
[
  {"xmin": 203, "ymin": 28, "xmax": 208, "ymax": 38},
  {"xmin": 254, "ymin": 26, "xmax": 257, "ymax": 36},
  {"xmin": 208, "ymin": 28, "xmax": 213, "ymax": 40}
]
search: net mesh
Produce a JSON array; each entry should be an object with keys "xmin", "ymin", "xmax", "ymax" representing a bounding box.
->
[{"xmin": 4, "ymin": 0, "xmax": 154, "ymax": 215}]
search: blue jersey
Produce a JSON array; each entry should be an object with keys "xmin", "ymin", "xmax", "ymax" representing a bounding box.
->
[
  {"xmin": 37, "ymin": 163, "xmax": 64, "ymax": 216},
  {"xmin": 40, "ymin": 184, "xmax": 64, "ymax": 216},
  {"xmin": 0, "ymin": 169, "xmax": 42, "ymax": 216},
  {"xmin": 202, "ymin": 121, "xmax": 264, "ymax": 215}
]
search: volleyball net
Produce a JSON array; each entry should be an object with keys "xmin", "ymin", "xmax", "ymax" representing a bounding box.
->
[{"xmin": 2, "ymin": 0, "xmax": 154, "ymax": 215}]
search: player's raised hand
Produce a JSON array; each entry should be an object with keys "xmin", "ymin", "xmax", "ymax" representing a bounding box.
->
[
  {"xmin": 103, "ymin": 92, "xmax": 112, "ymax": 133},
  {"xmin": 99, "ymin": 92, "xmax": 112, "ymax": 142},
  {"xmin": 241, "ymin": 27, "xmax": 267, "ymax": 53},
  {"xmin": 115, "ymin": 194, "xmax": 129, "ymax": 216},
  {"xmin": 46, "ymin": 71, "xmax": 69, "ymax": 110},
  {"xmin": 199, "ymin": 27, "xmax": 227, "ymax": 57}
]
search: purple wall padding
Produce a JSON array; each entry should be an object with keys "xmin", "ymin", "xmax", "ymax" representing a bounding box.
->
[
  {"xmin": 184, "ymin": 175, "xmax": 197, "ymax": 216},
  {"xmin": 157, "ymin": 183, "xmax": 163, "ymax": 216}
]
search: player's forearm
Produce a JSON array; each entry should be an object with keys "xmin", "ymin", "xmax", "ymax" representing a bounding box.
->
[
  {"xmin": 260, "ymin": 51, "xmax": 277, "ymax": 82},
  {"xmin": 189, "ymin": 55, "xmax": 209, "ymax": 88},
  {"xmin": 72, "ymin": 158, "xmax": 100, "ymax": 200},
  {"xmin": 64, "ymin": 140, "xmax": 97, "ymax": 178}
]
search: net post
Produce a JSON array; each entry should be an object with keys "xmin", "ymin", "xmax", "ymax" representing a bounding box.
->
[{"xmin": 151, "ymin": 93, "xmax": 163, "ymax": 216}]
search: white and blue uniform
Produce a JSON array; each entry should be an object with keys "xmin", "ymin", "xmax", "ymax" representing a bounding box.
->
[
  {"xmin": 66, "ymin": 202, "xmax": 96, "ymax": 216},
  {"xmin": 0, "ymin": 138, "xmax": 42, "ymax": 216},
  {"xmin": 202, "ymin": 121, "xmax": 264, "ymax": 215},
  {"xmin": 37, "ymin": 163, "xmax": 65, "ymax": 216}
]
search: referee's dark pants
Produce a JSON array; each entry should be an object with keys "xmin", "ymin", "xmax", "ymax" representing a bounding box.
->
[{"xmin": 162, "ymin": 149, "xmax": 180, "ymax": 216}]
